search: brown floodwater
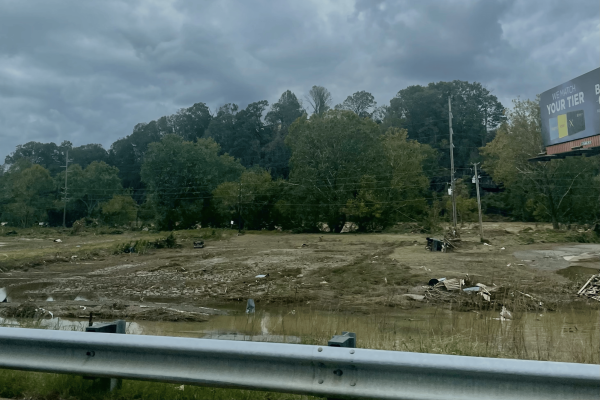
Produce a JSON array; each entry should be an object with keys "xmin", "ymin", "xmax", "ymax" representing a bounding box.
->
[{"xmin": 1, "ymin": 303, "xmax": 599, "ymax": 363}]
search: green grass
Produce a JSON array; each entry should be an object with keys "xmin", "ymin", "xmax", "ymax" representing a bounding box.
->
[{"xmin": 0, "ymin": 370, "xmax": 318, "ymax": 400}]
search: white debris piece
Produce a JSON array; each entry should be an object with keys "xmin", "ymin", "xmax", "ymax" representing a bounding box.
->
[{"xmin": 54, "ymin": 239, "xmax": 62, "ymax": 243}]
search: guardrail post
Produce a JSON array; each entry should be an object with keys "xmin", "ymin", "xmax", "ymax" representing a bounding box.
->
[
  {"xmin": 85, "ymin": 319, "xmax": 126, "ymax": 392},
  {"xmin": 327, "ymin": 332, "xmax": 356, "ymax": 400},
  {"xmin": 328, "ymin": 331, "xmax": 356, "ymax": 348}
]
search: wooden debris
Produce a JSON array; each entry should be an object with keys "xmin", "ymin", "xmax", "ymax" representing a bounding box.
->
[{"xmin": 577, "ymin": 273, "xmax": 600, "ymax": 302}]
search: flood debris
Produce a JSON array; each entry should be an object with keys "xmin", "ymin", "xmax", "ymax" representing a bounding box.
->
[
  {"xmin": 255, "ymin": 274, "xmax": 269, "ymax": 278},
  {"xmin": 500, "ymin": 306, "xmax": 513, "ymax": 320},
  {"xmin": 0, "ymin": 287, "xmax": 7, "ymax": 303},
  {"xmin": 5, "ymin": 230, "xmax": 17, "ymax": 236},
  {"xmin": 577, "ymin": 273, "xmax": 600, "ymax": 302},
  {"xmin": 425, "ymin": 275, "xmax": 499, "ymax": 304},
  {"xmin": 246, "ymin": 298, "xmax": 255, "ymax": 314},
  {"xmin": 193, "ymin": 240, "xmax": 204, "ymax": 249},
  {"xmin": 426, "ymin": 236, "xmax": 456, "ymax": 252},
  {"xmin": 53, "ymin": 239, "xmax": 62, "ymax": 243},
  {"xmin": 428, "ymin": 277, "xmax": 446, "ymax": 286}
]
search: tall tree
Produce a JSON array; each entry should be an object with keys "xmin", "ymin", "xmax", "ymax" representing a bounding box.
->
[
  {"xmin": 172, "ymin": 102, "xmax": 213, "ymax": 142},
  {"xmin": 70, "ymin": 144, "xmax": 108, "ymax": 169},
  {"xmin": 5, "ymin": 141, "xmax": 71, "ymax": 176},
  {"xmin": 283, "ymin": 110, "xmax": 385, "ymax": 232},
  {"xmin": 60, "ymin": 161, "xmax": 123, "ymax": 217},
  {"xmin": 212, "ymin": 169, "xmax": 277, "ymax": 230},
  {"xmin": 141, "ymin": 134, "xmax": 244, "ymax": 230},
  {"xmin": 305, "ymin": 85, "xmax": 332, "ymax": 116},
  {"xmin": 0, "ymin": 164, "xmax": 54, "ymax": 227},
  {"xmin": 384, "ymin": 80, "xmax": 505, "ymax": 173},
  {"xmin": 263, "ymin": 90, "xmax": 305, "ymax": 178},
  {"xmin": 335, "ymin": 90, "xmax": 377, "ymax": 118},
  {"xmin": 481, "ymin": 98, "xmax": 600, "ymax": 228}
]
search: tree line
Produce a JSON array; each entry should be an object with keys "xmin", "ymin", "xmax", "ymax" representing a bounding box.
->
[{"xmin": 1, "ymin": 81, "xmax": 598, "ymax": 231}]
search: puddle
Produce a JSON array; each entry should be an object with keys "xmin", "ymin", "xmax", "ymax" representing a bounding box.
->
[{"xmin": 513, "ymin": 244, "xmax": 600, "ymax": 272}]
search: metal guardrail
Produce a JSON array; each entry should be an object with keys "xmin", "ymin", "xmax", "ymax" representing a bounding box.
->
[{"xmin": 0, "ymin": 326, "xmax": 598, "ymax": 399}]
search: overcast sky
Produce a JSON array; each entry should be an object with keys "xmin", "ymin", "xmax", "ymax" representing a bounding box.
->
[{"xmin": 1, "ymin": 0, "xmax": 598, "ymax": 161}]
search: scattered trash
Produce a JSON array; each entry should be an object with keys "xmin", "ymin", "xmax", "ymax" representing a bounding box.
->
[
  {"xmin": 320, "ymin": 281, "xmax": 329, "ymax": 284},
  {"xmin": 194, "ymin": 240, "xmax": 204, "ymax": 249},
  {"xmin": 577, "ymin": 273, "xmax": 600, "ymax": 302},
  {"xmin": 384, "ymin": 277, "xmax": 388, "ymax": 284},
  {"xmin": 442, "ymin": 278, "xmax": 463, "ymax": 291},
  {"xmin": 0, "ymin": 222, "xmax": 7, "ymax": 226},
  {"xmin": 500, "ymin": 306, "xmax": 513, "ymax": 320},
  {"xmin": 246, "ymin": 299, "xmax": 255, "ymax": 314},
  {"xmin": 500, "ymin": 247, "xmax": 506, "ymax": 250},
  {"xmin": 296, "ymin": 274, "xmax": 303, "ymax": 278},
  {"xmin": 0, "ymin": 287, "xmax": 7, "ymax": 302},
  {"xmin": 483, "ymin": 243, "xmax": 491, "ymax": 246},
  {"xmin": 255, "ymin": 274, "xmax": 269, "ymax": 278},
  {"xmin": 301, "ymin": 243, "xmax": 309, "ymax": 248},
  {"xmin": 463, "ymin": 286, "xmax": 480, "ymax": 292},
  {"xmin": 53, "ymin": 239, "xmax": 62, "ymax": 243},
  {"xmin": 177, "ymin": 385, "xmax": 185, "ymax": 391},
  {"xmin": 425, "ymin": 238, "xmax": 443, "ymax": 251},
  {"xmin": 402, "ymin": 294, "xmax": 425, "ymax": 301},
  {"xmin": 142, "ymin": 227, "xmax": 149, "ymax": 231},
  {"xmin": 76, "ymin": 245, "xmax": 81, "ymax": 248},
  {"xmin": 428, "ymin": 277, "xmax": 446, "ymax": 286},
  {"xmin": 46, "ymin": 296, "xmax": 54, "ymax": 302},
  {"xmin": 71, "ymin": 255, "xmax": 78, "ymax": 259}
]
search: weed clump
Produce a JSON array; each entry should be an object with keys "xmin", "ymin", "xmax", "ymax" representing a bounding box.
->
[{"xmin": 113, "ymin": 233, "xmax": 179, "ymax": 255}]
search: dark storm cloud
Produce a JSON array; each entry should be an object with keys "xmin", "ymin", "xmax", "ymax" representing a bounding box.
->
[{"xmin": 0, "ymin": 0, "xmax": 598, "ymax": 161}]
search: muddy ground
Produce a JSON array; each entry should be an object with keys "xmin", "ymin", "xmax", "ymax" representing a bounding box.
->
[{"xmin": 1, "ymin": 223, "xmax": 599, "ymax": 322}]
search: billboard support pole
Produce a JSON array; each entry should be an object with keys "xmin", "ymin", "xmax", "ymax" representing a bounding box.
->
[{"xmin": 449, "ymin": 97, "xmax": 458, "ymax": 234}]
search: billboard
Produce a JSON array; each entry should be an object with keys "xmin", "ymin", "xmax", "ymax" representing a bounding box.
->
[{"xmin": 540, "ymin": 67, "xmax": 600, "ymax": 147}]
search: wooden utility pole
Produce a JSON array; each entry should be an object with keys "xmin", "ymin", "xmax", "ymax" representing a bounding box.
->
[
  {"xmin": 448, "ymin": 97, "xmax": 458, "ymax": 233},
  {"xmin": 473, "ymin": 163, "xmax": 484, "ymax": 240},
  {"xmin": 62, "ymin": 150, "xmax": 70, "ymax": 228},
  {"xmin": 238, "ymin": 180, "xmax": 242, "ymax": 233}
]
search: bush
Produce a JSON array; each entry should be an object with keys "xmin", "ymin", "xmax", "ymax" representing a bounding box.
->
[{"xmin": 113, "ymin": 233, "xmax": 179, "ymax": 255}]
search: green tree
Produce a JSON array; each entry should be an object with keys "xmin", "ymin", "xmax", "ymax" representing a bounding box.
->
[
  {"xmin": 384, "ymin": 81, "xmax": 505, "ymax": 173},
  {"xmin": 335, "ymin": 90, "xmax": 377, "ymax": 118},
  {"xmin": 343, "ymin": 128, "xmax": 434, "ymax": 230},
  {"xmin": 70, "ymin": 144, "xmax": 108, "ymax": 169},
  {"xmin": 5, "ymin": 141, "xmax": 71, "ymax": 176},
  {"xmin": 141, "ymin": 134, "xmax": 244, "ymax": 230},
  {"xmin": 212, "ymin": 169, "xmax": 277, "ymax": 230},
  {"xmin": 305, "ymin": 86, "xmax": 332, "ymax": 116},
  {"xmin": 264, "ymin": 90, "xmax": 305, "ymax": 178},
  {"xmin": 481, "ymin": 98, "xmax": 600, "ymax": 229},
  {"xmin": 58, "ymin": 161, "xmax": 123, "ymax": 218},
  {"xmin": 284, "ymin": 110, "xmax": 386, "ymax": 232},
  {"xmin": 0, "ymin": 164, "xmax": 54, "ymax": 227},
  {"xmin": 101, "ymin": 195, "xmax": 138, "ymax": 226}
]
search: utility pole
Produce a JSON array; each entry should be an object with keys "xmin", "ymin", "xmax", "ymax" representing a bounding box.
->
[
  {"xmin": 473, "ymin": 163, "xmax": 484, "ymax": 241},
  {"xmin": 62, "ymin": 150, "xmax": 70, "ymax": 228},
  {"xmin": 237, "ymin": 180, "xmax": 242, "ymax": 233},
  {"xmin": 448, "ymin": 97, "xmax": 458, "ymax": 233}
]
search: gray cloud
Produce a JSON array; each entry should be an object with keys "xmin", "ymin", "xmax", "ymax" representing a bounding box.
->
[{"xmin": 0, "ymin": 0, "xmax": 598, "ymax": 161}]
